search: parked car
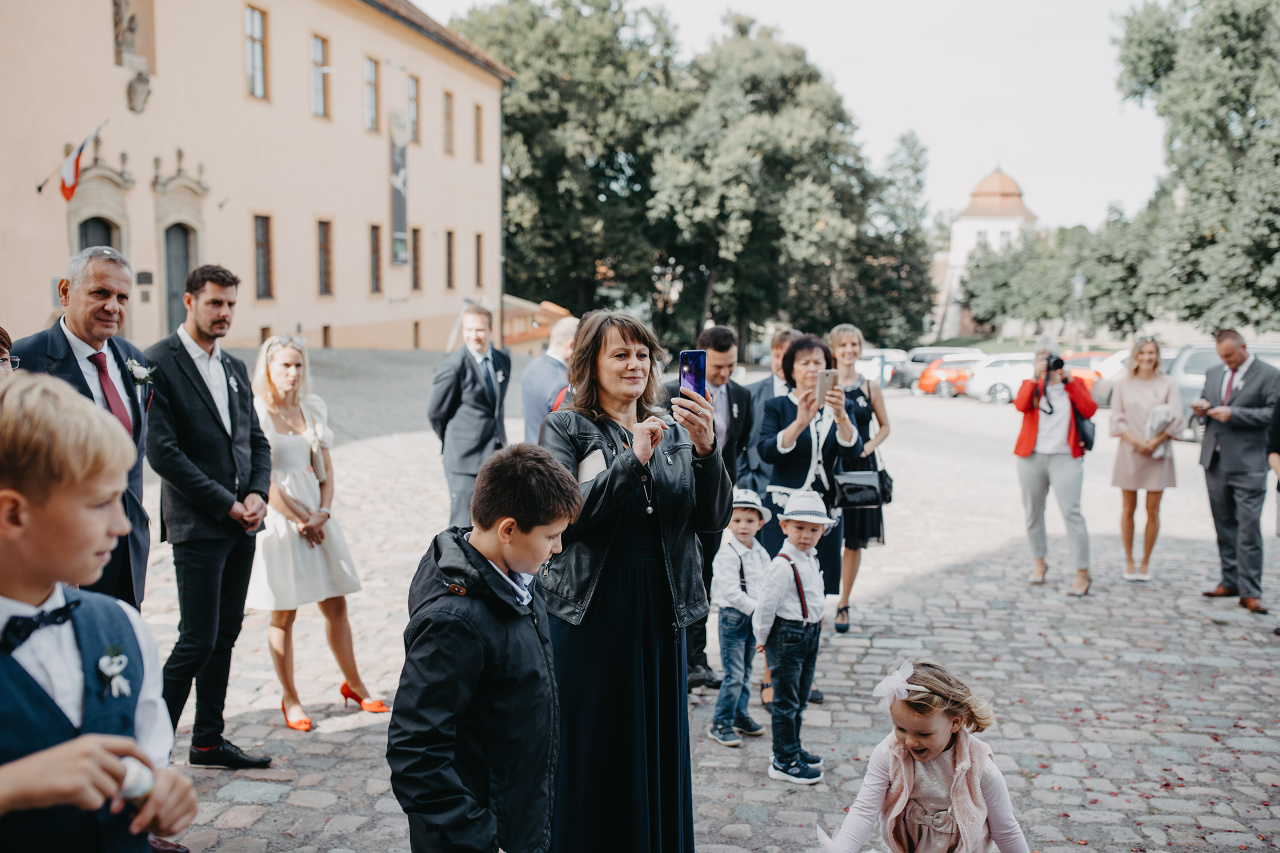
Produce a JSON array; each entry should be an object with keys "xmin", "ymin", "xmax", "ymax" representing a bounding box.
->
[
  {"xmin": 857, "ymin": 348, "xmax": 908, "ymax": 386},
  {"xmin": 1168, "ymin": 343, "xmax": 1280, "ymax": 441},
  {"xmin": 896, "ymin": 346, "xmax": 985, "ymax": 391},
  {"xmin": 1091, "ymin": 348, "xmax": 1179, "ymax": 407},
  {"xmin": 917, "ymin": 353, "xmax": 986, "ymax": 397},
  {"xmin": 965, "ymin": 353, "xmax": 1036, "ymax": 404}
]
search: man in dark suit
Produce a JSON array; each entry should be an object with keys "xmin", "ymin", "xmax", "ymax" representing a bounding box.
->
[
  {"xmin": 12, "ymin": 246, "xmax": 151, "ymax": 609},
  {"xmin": 738, "ymin": 329, "xmax": 799, "ymax": 493},
  {"xmin": 1192, "ymin": 330, "xmax": 1280, "ymax": 614},
  {"xmin": 428, "ymin": 304, "xmax": 511, "ymax": 528},
  {"xmin": 521, "ymin": 315, "xmax": 578, "ymax": 444},
  {"xmin": 664, "ymin": 325, "xmax": 753, "ymax": 688},
  {"xmin": 146, "ymin": 264, "xmax": 273, "ymax": 771}
]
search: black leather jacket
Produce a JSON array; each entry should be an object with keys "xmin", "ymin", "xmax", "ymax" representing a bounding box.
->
[{"xmin": 538, "ymin": 410, "xmax": 733, "ymax": 628}]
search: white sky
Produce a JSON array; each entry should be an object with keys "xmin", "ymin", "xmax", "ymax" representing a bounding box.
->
[{"xmin": 414, "ymin": 0, "xmax": 1167, "ymax": 229}]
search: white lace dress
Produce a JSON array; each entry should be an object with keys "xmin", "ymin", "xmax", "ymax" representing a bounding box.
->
[{"xmin": 245, "ymin": 394, "xmax": 361, "ymax": 611}]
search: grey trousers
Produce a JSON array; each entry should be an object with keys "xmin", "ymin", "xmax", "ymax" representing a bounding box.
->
[
  {"xmin": 1204, "ymin": 463, "xmax": 1267, "ymax": 598},
  {"xmin": 1017, "ymin": 452, "xmax": 1090, "ymax": 570},
  {"xmin": 445, "ymin": 469, "xmax": 476, "ymax": 529}
]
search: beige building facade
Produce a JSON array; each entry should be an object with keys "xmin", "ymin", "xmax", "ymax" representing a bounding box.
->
[{"xmin": 1, "ymin": 0, "xmax": 513, "ymax": 350}]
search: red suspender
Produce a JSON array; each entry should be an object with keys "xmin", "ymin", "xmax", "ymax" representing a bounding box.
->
[
  {"xmin": 780, "ymin": 555, "xmax": 808, "ymax": 620},
  {"xmin": 738, "ymin": 554, "xmax": 747, "ymax": 593}
]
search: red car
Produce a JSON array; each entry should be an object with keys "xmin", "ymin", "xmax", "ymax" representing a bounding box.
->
[{"xmin": 918, "ymin": 354, "xmax": 986, "ymax": 397}]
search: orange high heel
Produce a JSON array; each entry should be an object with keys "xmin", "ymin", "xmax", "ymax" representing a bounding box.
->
[
  {"xmin": 340, "ymin": 682, "xmax": 389, "ymax": 713},
  {"xmin": 282, "ymin": 700, "xmax": 312, "ymax": 732}
]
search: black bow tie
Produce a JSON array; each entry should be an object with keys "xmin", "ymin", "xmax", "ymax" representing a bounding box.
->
[{"xmin": 0, "ymin": 601, "xmax": 80, "ymax": 654}]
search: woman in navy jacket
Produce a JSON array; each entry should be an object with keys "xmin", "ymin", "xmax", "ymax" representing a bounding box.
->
[{"xmin": 758, "ymin": 334, "xmax": 863, "ymax": 593}]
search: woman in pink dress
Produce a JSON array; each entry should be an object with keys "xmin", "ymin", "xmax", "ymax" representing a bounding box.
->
[{"xmin": 1110, "ymin": 337, "xmax": 1183, "ymax": 581}]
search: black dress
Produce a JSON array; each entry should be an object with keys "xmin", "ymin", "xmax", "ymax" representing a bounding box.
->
[
  {"xmin": 548, "ymin": 486, "xmax": 693, "ymax": 853},
  {"xmin": 842, "ymin": 379, "xmax": 886, "ymax": 550}
]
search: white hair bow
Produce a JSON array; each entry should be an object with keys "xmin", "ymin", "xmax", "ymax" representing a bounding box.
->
[{"xmin": 872, "ymin": 662, "xmax": 928, "ymax": 710}]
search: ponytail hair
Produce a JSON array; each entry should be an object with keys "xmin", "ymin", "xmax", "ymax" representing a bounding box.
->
[{"xmin": 896, "ymin": 658, "xmax": 995, "ymax": 733}]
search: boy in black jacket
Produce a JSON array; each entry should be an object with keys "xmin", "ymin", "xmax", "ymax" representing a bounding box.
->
[{"xmin": 388, "ymin": 444, "xmax": 582, "ymax": 853}]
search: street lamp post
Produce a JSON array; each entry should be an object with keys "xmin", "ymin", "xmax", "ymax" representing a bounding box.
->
[{"xmin": 1071, "ymin": 269, "xmax": 1086, "ymax": 351}]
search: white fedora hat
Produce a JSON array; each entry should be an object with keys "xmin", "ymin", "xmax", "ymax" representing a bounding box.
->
[
  {"xmin": 731, "ymin": 488, "xmax": 771, "ymax": 524},
  {"xmin": 777, "ymin": 490, "xmax": 837, "ymax": 526}
]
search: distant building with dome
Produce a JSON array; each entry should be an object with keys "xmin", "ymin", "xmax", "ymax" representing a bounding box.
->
[{"xmin": 932, "ymin": 169, "xmax": 1038, "ymax": 341}]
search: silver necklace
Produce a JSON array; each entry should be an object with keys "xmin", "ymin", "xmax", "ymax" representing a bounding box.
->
[{"xmin": 642, "ymin": 479, "xmax": 654, "ymax": 514}]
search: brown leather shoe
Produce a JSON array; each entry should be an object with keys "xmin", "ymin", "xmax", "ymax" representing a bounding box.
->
[
  {"xmin": 1240, "ymin": 597, "xmax": 1269, "ymax": 614},
  {"xmin": 1202, "ymin": 585, "xmax": 1239, "ymax": 598},
  {"xmin": 149, "ymin": 836, "xmax": 190, "ymax": 853}
]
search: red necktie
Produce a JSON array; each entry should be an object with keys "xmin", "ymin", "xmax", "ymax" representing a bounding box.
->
[
  {"xmin": 1224, "ymin": 369, "xmax": 1237, "ymax": 404},
  {"xmin": 87, "ymin": 352, "xmax": 133, "ymax": 435}
]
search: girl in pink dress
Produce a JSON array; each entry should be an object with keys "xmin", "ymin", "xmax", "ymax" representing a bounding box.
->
[
  {"xmin": 1109, "ymin": 337, "xmax": 1183, "ymax": 581},
  {"xmin": 818, "ymin": 661, "xmax": 1030, "ymax": 853}
]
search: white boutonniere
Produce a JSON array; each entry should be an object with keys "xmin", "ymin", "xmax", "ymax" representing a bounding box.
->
[
  {"xmin": 732, "ymin": 402, "xmax": 739, "ymax": 419},
  {"xmin": 97, "ymin": 645, "xmax": 131, "ymax": 698},
  {"xmin": 495, "ymin": 370, "xmax": 505, "ymax": 385},
  {"xmin": 228, "ymin": 375, "xmax": 239, "ymax": 393},
  {"xmin": 856, "ymin": 396, "xmax": 868, "ymax": 407},
  {"xmin": 124, "ymin": 358, "xmax": 155, "ymax": 386}
]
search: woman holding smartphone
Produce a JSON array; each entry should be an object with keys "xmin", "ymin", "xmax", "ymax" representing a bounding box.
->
[
  {"xmin": 758, "ymin": 334, "xmax": 863, "ymax": 593},
  {"xmin": 829, "ymin": 323, "xmax": 890, "ymax": 633}
]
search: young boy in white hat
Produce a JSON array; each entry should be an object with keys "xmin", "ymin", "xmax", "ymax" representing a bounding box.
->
[
  {"xmin": 753, "ymin": 489, "xmax": 835, "ymax": 784},
  {"xmin": 708, "ymin": 489, "xmax": 773, "ymax": 748}
]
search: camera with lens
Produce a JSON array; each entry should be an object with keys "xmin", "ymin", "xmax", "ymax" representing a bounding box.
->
[{"xmin": 1047, "ymin": 354, "xmax": 1065, "ymax": 372}]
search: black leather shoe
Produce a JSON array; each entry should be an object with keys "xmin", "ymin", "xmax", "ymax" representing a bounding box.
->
[
  {"xmin": 149, "ymin": 836, "xmax": 190, "ymax": 853},
  {"xmin": 808, "ymin": 688, "xmax": 824, "ymax": 704},
  {"xmin": 687, "ymin": 665, "xmax": 708, "ymax": 689},
  {"xmin": 1274, "ymin": 626, "xmax": 1280, "ymax": 636},
  {"xmin": 189, "ymin": 739, "xmax": 271, "ymax": 770}
]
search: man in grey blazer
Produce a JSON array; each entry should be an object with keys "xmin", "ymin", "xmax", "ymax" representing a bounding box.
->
[
  {"xmin": 521, "ymin": 315, "xmax": 578, "ymax": 443},
  {"xmin": 146, "ymin": 264, "xmax": 273, "ymax": 770},
  {"xmin": 428, "ymin": 305, "xmax": 511, "ymax": 528},
  {"xmin": 1192, "ymin": 330, "xmax": 1280, "ymax": 614},
  {"xmin": 738, "ymin": 329, "xmax": 799, "ymax": 493}
]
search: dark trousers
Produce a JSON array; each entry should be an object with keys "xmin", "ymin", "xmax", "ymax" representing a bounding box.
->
[
  {"xmin": 86, "ymin": 542, "xmax": 137, "ymax": 609},
  {"xmin": 686, "ymin": 530, "xmax": 720, "ymax": 670},
  {"xmin": 765, "ymin": 618, "xmax": 820, "ymax": 765},
  {"xmin": 445, "ymin": 470, "xmax": 477, "ymax": 529},
  {"xmin": 1205, "ymin": 464, "xmax": 1268, "ymax": 598},
  {"xmin": 162, "ymin": 533, "xmax": 256, "ymax": 747}
]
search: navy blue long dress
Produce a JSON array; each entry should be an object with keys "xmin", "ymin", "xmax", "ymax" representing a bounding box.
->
[{"xmin": 549, "ymin": 486, "xmax": 693, "ymax": 853}]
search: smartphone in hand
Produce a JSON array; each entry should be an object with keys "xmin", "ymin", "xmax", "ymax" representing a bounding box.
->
[
  {"xmin": 679, "ymin": 350, "xmax": 707, "ymax": 400},
  {"xmin": 817, "ymin": 369, "xmax": 838, "ymax": 404}
]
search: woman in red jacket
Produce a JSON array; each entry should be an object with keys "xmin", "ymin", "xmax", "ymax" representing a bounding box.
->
[{"xmin": 1014, "ymin": 349, "xmax": 1098, "ymax": 595}]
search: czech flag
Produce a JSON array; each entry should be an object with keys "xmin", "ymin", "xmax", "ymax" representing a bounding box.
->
[{"xmin": 60, "ymin": 125, "xmax": 102, "ymax": 201}]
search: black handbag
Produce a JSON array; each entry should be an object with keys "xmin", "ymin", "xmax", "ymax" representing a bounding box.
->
[
  {"xmin": 1073, "ymin": 407, "xmax": 1096, "ymax": 452},
  {"xmin": 833, "ymin": 449, "xmax": 890, "ymax": 509}
]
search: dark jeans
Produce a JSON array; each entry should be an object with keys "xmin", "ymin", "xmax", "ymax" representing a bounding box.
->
[
  {"xmin": 765, "ymin": 618, "xmax": 820, "ymax": 764},
  {"xmin": 686, "ymin": 531, "xmax": 720, "ymax": 669},
  {"xmin": 712, "ymin": 607, "xmax": 756, "ymax": 729},
  {"xmin": 162, "ymin": 533, "xmax": 256, "ymax": 747},
  {"xmin": 445, "ymin": 470, "xmax": 477, "ymax": 529}
]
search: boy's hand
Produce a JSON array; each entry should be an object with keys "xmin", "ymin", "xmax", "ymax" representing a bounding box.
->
[
  {"xmin": 755, "ymin": 643, "xmax": 766, "ymax": 653},
  {"xmin": 129, "ymin": 767, "xmax": 198, "ymax": 838},
  {"xmin": 0, "ymin": 735, "xmax": 151, "ymax": 816}
]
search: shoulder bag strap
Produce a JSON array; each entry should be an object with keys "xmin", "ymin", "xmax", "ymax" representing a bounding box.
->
[{"xmin": 779, "ymin": 554, "xmax": 807, "ymax": 620}]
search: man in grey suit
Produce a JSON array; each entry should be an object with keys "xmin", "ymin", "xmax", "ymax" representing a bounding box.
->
[
  {"xmin": 146, "ymin": 264, "xmax": 273, "ymax": 771},
  {"xmin": 521, "ymin": 315, "xmax": 578, "ymax": 443},
  {"xmin": 1192, "ymin": 329, "xmax": 1280, "ymax": 614},
  {"xmin": 428, "ymin": 304, "xmax": 511, "ymax": 528},
  {"xmin": 738, "ymin": 328, "xmax": 799, "ymax": 493}
]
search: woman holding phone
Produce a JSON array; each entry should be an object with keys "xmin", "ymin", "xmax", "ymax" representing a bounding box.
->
[
  {"xmin": 539, "ymin": 311, "xmax": 732, "ymax": 853},
  {"xmin": 758, "ymin": 334, "xmax": 863, "ymax": 594}
]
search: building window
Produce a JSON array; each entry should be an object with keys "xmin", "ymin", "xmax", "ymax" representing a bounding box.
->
[
  {"xmin": 370, "ymin": 225, "xmax": 381, "ymax": 293},
  {"xmin": 411, "ymin": 228, "xmax": 421, "ymax": 290},
  {"xmin": 364, "ymin": 58, "xmax": 379, "ymax": 131},
  {"xmin": 445, "ymin": 230, "xmax": 455, "ymax": 289},
  {"xmin": 474, "ymin": 104, "xmax": 483, "ymax": 162},
  {"xmin": 254, "ymin": 215, "xmax": 272, "ymax": 298},
  {"xmin": 310, "ymin": 36, "xmax": 328, "ymax": 117},
  {"xmin": 318, "ymin": 221, "xmax": 332, "ymax": 295},
  {"xmin": 475, "ymin": 233, "xmax": 483, "ymax": 288},
  {"xmin": 322, "ymin": 325, "xmax": 332, "ymax": 348},
  {"xmin": 999, "ymin": 230, "xmax": 1012, "ymax": 250},
  {"xmin": 976, "ymin": 230, "xmax": 988, "ymax": 248},
  {"xmin": 245, "ymin": 7, "xmax": 267, "ymax": 99},
  {"xmin": 408, "ymin": 76, "xmax": 420, "ymax": 143},
  {"xmin": 443, "ymin": 91, "xmax": 454, "ymax": 155}
]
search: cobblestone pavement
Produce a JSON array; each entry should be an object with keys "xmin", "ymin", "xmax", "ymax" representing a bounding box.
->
[{"xmin": 135, "ymin": 364, "xmax": 1279, "ymax": 853}]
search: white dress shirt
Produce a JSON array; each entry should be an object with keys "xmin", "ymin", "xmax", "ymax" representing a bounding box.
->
[
  {"xmin": 1033, "ymin": 382, "xmax": 1071, "ymax": 455},
  {"xmin": 177, "ymin": 325, "xmax": 231, "ymax": 434},
  {"xmin": 59, "ymin": 317, "xmax": 133, "ymax": 430},
  {"xmin": 772, "ymin": 375, "xmax": 789, "ymax": 398},
  {"xmin": 710, "ymin": 533, "xmax": 771, "ymax": 616},
  {"xmin": 0, "ymin": 585, "xmax": 172, "ymax": 766},
  {"xmin": 708, "ymin": 381, "xmax": 730, "ymax": 449},
  {"xmin": 1221, "ymin": 353, "xmax": 1255, "ymax": 402},
  {"xmin": 753, "ymin": 540, "xmax": 825, "ymax": 646},
  {"xmin": 464, "ymin": 533, "xmax": 534, "ymax": 606},
  {"xmin": 468, "ymin": 345, "xmax": 501, "ymax": 400}
]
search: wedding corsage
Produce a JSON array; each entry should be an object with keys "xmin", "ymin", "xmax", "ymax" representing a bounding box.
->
[
  {"xmin": 124, "ymin": 358, "xmax": 155, "ymax": 386},
  {"xmin": 228, "ymin": 375, "xmax": 240, "ymax": 393},
  {"xmin": 98, "ymin": 645, "xmax": 131, "ymax": 698},
  {"xmin": 495, "ymin": 370, "xmax": 506, "ymax": 385}
]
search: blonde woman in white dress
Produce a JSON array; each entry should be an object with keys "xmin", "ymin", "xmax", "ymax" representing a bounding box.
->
[{"xmin": 246, "ymin": 336, "xmax": 387, "ymax": 732}]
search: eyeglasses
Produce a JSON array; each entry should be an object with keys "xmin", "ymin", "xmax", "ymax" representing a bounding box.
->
[
  {"xmin": 271, "ymin": 335, "xmax": 307, "ymax": 348},
  {"xmin": 0, "ymin": 356, "xmax": 18, "ymax": 369}
]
